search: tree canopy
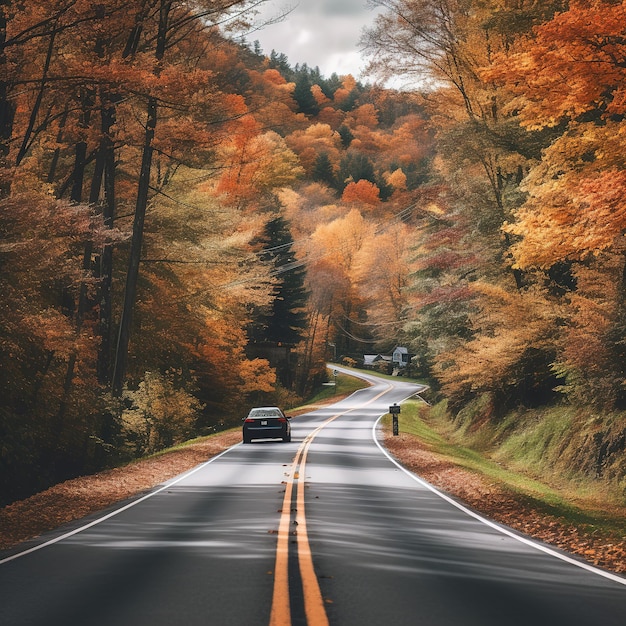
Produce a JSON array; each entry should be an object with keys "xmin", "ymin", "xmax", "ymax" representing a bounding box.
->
[{"xmin": 5, "ymin": 0, "xmax": 626, "ymax": 504}]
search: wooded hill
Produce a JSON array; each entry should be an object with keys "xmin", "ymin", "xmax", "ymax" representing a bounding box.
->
[{"xmin": 2, "ymin": 0, "xmax": 626, "ymax": 504}]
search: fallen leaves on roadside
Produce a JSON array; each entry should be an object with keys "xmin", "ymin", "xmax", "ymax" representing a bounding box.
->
[
  {"xmin": 0, "ymin": 431, "xmax": 241, "ymax": 550},
  {"xmin": 384, "ymin": 432, "xmax": 626, "ymax": 574}
]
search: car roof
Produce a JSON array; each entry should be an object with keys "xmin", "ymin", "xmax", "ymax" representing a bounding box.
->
[{"xmin": 248, "ymin": 406, "xmax": 282, "ymax": 414}]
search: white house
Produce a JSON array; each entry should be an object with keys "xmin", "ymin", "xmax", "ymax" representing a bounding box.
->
[{"xmin": 392, "ymin": 346, "xmax": 411, "ymax": 368}]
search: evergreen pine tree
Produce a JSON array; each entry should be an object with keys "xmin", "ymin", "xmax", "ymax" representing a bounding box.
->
[
  {"xmin": 338, "ymin": 125, "xmax": 354, "ymax": 148},
  {"xmin": 339, "ymin": 152, "xmax": 376, "ymax": 190},
  {"xmin": 249, "ymin": 216, "xmax": 309, "ymax": 346},
  {"xmin": 312, "ymin": 152, "xmax": 337, "ymax": 188},
  {"xmin": 293, "ymin": 73, "xmax": 320, "ymax": 116},
  {"xmin": 377, "ymin": 171, "xmax": 394, "ymax": 201}
]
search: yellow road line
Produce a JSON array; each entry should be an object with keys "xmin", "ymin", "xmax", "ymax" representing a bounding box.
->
[
  {"xmin": 270, "ymin": 465, "xmax": 295, "ymax": 626},
  {"xmin": 270, "ymin": 426, "xmax": 331, "ymax": 626},
  {"xmin": 297, "ymin": 434, "xmax": 329, "ymax": 626},
  {"xmin": 270, "ymin": 385, "xmax": 393, "ymax": 626}
]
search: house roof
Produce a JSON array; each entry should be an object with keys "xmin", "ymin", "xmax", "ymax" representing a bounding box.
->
[
  {"xmin": 364, "ymin": 354, "xmax": 392, "ymax": 364},
  {"xmin": 363, "ymin": 354, "xmax": 383, "ymax": 364}
]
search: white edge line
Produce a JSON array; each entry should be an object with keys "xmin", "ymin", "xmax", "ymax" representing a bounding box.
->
[
  {"xmin": 372, "ymin": 414, "xmax": 626, "ymax": 587},
  {"xmin": 0, "ymin": 443, "xmax": 240, "ymax": 565}
]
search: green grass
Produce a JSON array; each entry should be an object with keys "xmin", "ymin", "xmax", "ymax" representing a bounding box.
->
[
  {"xmin": 495, "ymin": 406, "xmax": 574, "ymax": 469},
  {"xmin": 385, "ymin": 399, "xmax": 626, "ymax": 538},
  {"xmin": 328, "ymin": 362, "xmax": 425, "ymax": 384},
  {"xmin": 296, "ymin": 372, "xmax": 370, "ymax": 408}
]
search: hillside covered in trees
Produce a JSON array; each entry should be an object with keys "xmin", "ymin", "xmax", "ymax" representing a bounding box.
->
[{"xmin": 2, "ymin": 0, "xmax": 626, "ymax": 504}]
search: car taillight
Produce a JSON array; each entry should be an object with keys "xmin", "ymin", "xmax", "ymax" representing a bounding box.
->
[
  {"xmin": 277, "ymin": 417, "xmax": 287, "ymax": 423},
  {"xmin": 244, "ymin": 418, "xmax": 255, "ymax": 423}
]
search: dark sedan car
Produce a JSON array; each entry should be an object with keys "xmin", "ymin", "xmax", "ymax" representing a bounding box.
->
[{"xmin": 242, "ymin": 406, "xmax": 292, "ymax": 443}]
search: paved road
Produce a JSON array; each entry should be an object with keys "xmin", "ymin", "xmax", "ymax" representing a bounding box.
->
[{"xmin": 1, "ymin": 367, "xmax": 626, "ymax": 625}]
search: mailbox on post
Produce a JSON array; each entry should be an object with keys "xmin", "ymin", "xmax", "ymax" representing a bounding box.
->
[{"xmin": 389, "ymin": 403, "xmax": 401, "ymax": 436}]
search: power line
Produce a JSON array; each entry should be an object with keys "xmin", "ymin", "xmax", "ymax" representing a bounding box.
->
[{"xmin": 173, "ymin": 198, "xmax": 440, "ymax": 298}]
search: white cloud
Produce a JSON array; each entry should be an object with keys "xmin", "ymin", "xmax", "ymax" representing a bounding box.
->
[
  {"xmin": 324, "ymin": 51, "xmax": 366, "ymax": 77},
  {"xmin": 250, "ymin": 1, "xmax": 382, "ymax": 79},
  {"xmin": 295, "ymin": 28, "xmax": 312, "ymax": 46}
]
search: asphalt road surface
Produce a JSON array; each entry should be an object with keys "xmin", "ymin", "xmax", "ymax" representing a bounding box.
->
[{"xmin": 2, "ymin": 367, "xmax": 626, "ymax": 625}]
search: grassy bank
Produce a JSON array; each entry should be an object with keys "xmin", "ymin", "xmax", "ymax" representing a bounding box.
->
[
  {"xmin": 384, "ymin": 399, "xmax": 626, "ymax": 539},
  {"xmin": 293, "ymin": 372, "xmax": 370, "ymax": 411}
]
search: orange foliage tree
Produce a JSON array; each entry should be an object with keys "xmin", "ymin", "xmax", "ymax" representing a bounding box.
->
[
  {"xmin": 481, "ymin": 0, "xmax": 626, "ymax": 406},
  {"xmin": 285, "ymin": 123, "xmax": 342, "ymax": 175},
  {"xmin": 0, "ymin": 0, "xmax": 295, "ymax": 503},
  {"xmin": 341, "ymin": 179, "xmax": 381, "ymax": 207}
]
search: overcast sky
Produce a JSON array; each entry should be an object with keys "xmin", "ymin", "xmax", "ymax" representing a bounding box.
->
[{"xmin": 249, "ymin": 1, "xmax": 384, "ymax": 80}]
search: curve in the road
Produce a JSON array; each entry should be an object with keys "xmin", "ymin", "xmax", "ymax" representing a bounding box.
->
[
  {"xmin": 270, "ymin": 379, "xmax": 397, "ymax": 626},
  {"xmin": 3, "ymin": 366, "xmax": 625, "ymax": 626}
]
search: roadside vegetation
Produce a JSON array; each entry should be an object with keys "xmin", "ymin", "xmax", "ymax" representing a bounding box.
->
[
  {"xmin": 295, "ymin": 372, "xmax": 370, "ymax": 409},
  {"xmin": 0, "ymin": 374, "xmax": 361, "ymax": 551},
  {"xmin": 382, "ymin": 398, "xmax": 626, "ymax": 572},
  {"xmin": 2, "ymin": 1, "xmax": 626, "ymax": 537},
  {"xmin": 388, "ymin": 400, "xmax": 626, "ymax": 518}
]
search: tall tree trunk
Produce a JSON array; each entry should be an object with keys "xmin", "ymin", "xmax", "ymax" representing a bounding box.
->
[
  {"xmin": 55, "ymin": 90, "xmax": 96, "ymax": 429},
  {"xmin": 0, "ymin": 0, "xmax": 15, "ymax": 197},
  {"xmin": 97, "ymin": 101, "xmax": 117, "ymax": 385},
  {"xmin": 69, "ymin": 88, "xmax": 94, "ymax": 201},
  {"xmin": 47, "ymin": 106, "xmax": 69, "ymax": 183},
  {"xmin": 299, "ymin": 309, "xmax": 320, "ymax": 396},
  {"xmin": 15, "ymin": 24, "xmax": 57, "ymax": 166},
  {"xmin": 111, "ymin": 1, "xmax": 171, "ymax": 395},
  {"xmin": 111, "ymin": 96, "xmax": 157, "ymax": 396}
]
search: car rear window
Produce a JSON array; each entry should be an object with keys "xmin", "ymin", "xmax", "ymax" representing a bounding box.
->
[{"xmin": 248, "ymin": 408, "xmax": 282, "ymax": 418}]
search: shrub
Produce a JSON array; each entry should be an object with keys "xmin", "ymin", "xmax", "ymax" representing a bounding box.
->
[{"xmin": 118, "ymin": 371, "xmax": 203, "ymax": 457}]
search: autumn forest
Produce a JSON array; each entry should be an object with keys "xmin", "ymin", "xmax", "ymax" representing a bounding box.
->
[{"xmin": 2, "ymin": 0, "xmax": 626, "ymax": 504}]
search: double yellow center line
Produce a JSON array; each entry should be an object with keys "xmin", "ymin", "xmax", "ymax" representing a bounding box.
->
[
  {"xmin": 270, "ymin": 414, "xmax": 336, "ymax": 626},
  {"xmin": 270, "ymin": 385, "xmax": 393, "ymax": 626}
]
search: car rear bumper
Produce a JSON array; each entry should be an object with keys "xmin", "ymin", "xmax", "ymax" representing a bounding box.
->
[{"xmin": 243, "ymin": 426, "xmax": 287, "ymax": 439}]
